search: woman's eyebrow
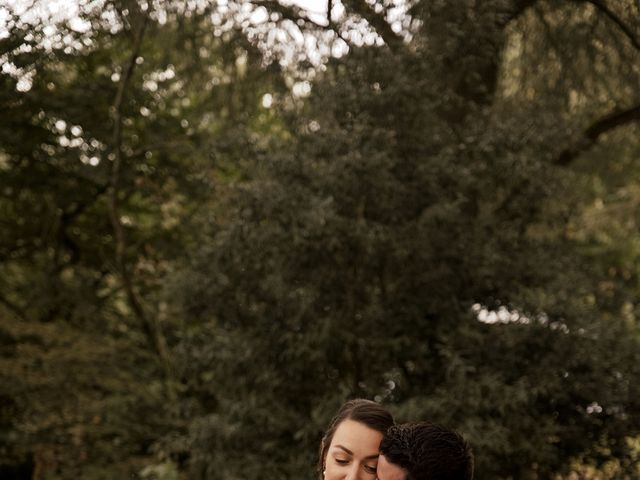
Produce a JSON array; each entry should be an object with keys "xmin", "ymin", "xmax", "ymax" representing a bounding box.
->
[
  {"xmin": 334, "ymin": 445, "xmax": 379, "ymax": 460},
  {"xmin": 335, "ymin": 445, "xmax": 353, "ymax": 455}
]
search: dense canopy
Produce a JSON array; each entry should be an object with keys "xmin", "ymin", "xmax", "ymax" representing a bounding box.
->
[{"xmin": 1, "ymin": 0, "xmax": 639, "ymax": 479}]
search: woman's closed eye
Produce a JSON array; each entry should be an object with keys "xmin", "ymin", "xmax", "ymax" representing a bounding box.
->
[{"xmin": 364, "ymin": 464, "xmax": 377, "ymax": 474}]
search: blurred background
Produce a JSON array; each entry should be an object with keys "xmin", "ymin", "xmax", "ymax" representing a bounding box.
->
[{"xmin": 1, "ymin": 0, "xmax": 640, "ymax": 478}]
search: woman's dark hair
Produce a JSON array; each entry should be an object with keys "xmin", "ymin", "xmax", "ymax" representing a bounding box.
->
[{"xmin": 318, "ymin": 399, "xmax": 394, "ymax": 478}]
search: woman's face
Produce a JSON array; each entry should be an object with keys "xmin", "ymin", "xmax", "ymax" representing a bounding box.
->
[{"xmin": 323, "ymin": 419, "xmax": 383, "ymax": 480}]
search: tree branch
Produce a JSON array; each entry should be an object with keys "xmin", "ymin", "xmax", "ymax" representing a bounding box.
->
[
  {"xmin": 555, "ymin": 104, "xmax": 640, "ymax": 166},
  {"xmin": 249, "ymin": 0, "xmax": 353, "ymax": 48},
  {"xmin": 580, "ymin": 0, "xmax": 640, "ymax": 52},
  {"xmin": 341, "ymin": 0, "xmax": 404, "ymax": 51},
  {"xmin": 0, "ymin": 293, "xmax": 27, "ymax": 321},
  {"xmin": 498, "ymin": 0, "xmax": 539, "ymax": 28},
  {"xmin": 250, "ymin": 1, "xmax": 335, "ymax": 32},
  {"xmin": 106, "ymin": 12, "xmax": 175, "ymax": 393}
]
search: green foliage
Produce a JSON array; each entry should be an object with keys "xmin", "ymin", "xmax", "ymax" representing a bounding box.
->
[
  {"xmin": 0, "ymin": 307, "xmax": 171, "ymax": 477},
  {"xmin": 171, "ymin": 37, "xmax": 640, "ymax": 477},
  {"xmin": 1, "ymin": 0, "xmax": 640, "ymax": 479}
]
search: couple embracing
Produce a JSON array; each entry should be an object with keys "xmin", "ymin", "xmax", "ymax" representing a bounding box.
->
[{"xmin": 318, "ymin": 399, "xmax": 473, "ymax": 480}]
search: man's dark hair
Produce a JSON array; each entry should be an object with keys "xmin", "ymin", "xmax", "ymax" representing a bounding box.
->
[{"xmin": 379, "ymin": 422, "xmax": 474, "ymax": 480}]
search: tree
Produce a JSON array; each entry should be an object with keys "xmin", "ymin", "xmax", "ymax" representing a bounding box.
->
[
  {"xmin": 0, "ymin": 0, "xmax": 286, "ymax": 476},
  {"xmin": 2, "ymin": 0, "xmax": 640, "ymax": 478},
  {"xmin": 170, "ymin": 1, "xmax": 640, "ymax": 479}
]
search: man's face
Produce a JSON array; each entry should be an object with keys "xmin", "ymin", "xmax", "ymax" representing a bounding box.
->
[{"xmin": 376, "ymin": 454, "xmax": 407, "ymax": 480}]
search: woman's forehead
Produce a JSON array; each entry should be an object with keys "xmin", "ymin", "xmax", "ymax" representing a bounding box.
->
[{"xmin": 330, "ymin": 419, "xmax": 384, "ymax": 455}]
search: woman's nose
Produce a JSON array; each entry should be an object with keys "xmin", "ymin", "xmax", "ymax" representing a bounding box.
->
[{"xmin": 344, "ymin": 464, "xmax": 363, "ymax": 480}]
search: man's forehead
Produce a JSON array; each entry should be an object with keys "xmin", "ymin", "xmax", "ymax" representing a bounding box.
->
[{"xmin": 376, "ymin": 454, "xmax": 408, "ymax": 480}]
